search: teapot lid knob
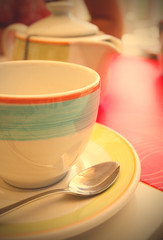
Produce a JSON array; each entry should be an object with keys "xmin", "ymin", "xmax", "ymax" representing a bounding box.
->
[
  {"xmin": 26, "ymin": 0, "xmax": 98, "ymax": 37},
  {"xmin": 46, "ymin": 1, "xmax": 74, "ymax": 15}
]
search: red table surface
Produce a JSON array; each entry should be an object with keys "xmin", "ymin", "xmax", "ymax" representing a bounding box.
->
[{"xmin": 97, "ymin": 54, "xmax": 163, "ymax": 192}]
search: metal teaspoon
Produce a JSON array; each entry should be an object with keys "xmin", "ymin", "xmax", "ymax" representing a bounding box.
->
[{"xmin": 0, "ymin": 161, "xmax": 120, "ymax": 216}]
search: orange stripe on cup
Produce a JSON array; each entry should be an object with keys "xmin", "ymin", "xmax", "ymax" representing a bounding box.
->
[{"xmin": 0, "ymin": 82, "xmax": 100, "ymax": 104}]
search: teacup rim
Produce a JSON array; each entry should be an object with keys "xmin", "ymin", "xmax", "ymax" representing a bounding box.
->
[{"xmin": 0, "ymin": 60, "xmax": 100, "ymax": 104}]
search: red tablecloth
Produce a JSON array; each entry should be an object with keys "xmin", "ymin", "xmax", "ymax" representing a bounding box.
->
[{"xmin": 97, "ymin": 54, "xmax": 163, "ymax": 191}]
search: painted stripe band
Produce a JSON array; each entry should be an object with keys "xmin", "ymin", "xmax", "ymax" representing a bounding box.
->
[
  {"xmin": 0, "ymin": 90, "xmax": 99, "ymax": 140},
  {"xmin": 0, "ymin": 82, "xmax": 100, "ymax": 104}
]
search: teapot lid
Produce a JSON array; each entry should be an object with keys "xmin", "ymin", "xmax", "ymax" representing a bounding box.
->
[{"xmin": 26, "ymin": 1, "xmax": 98, "ymax": 37}]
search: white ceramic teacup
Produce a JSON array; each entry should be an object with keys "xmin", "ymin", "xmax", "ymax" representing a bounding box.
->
[{"xmin": 0, "ymin": 60, "xmax": 100, "ymax": 188}]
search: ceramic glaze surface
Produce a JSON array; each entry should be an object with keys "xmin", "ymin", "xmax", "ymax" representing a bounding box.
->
[
  {"xmin": 0, "ymin": 61, "xmax": 100, "ymax": 188},
  {"xmin": 12, "ymin": 34, "xmax": 120, "ymax": 102},
  {"xmin": 0, "ymin": 123, "xmax": 140, "ymax": 240},
  {"xmin": 13, "ymin": 36, "xmax": 70, "ymax": 61},
  {"xmin": 0, "ymin": 91, "xmax": 98, "ymax": 141}
]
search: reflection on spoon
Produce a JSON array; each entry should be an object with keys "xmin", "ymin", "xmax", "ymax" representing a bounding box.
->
[{"xmin": 0, "ymin": 161, "xmax": 120, "ymax": 216}]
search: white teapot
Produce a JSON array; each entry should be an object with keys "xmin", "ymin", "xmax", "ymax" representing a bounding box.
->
[{"xmin": 2, "ymin": 1, "xmax": 121, "ymax": 100}]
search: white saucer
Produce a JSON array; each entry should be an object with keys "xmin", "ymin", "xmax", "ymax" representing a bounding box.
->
[{"xmin": 0, "ymin": 123, "xmax": 141, "ymax": 240}]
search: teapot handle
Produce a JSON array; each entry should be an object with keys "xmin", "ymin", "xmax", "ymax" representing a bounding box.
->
[{"xmin": 2, "ymin": 23, "xmax": 27, "ymax": 60}]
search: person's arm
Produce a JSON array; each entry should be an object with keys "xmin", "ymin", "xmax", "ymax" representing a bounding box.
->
[{"xmin": 84, "ymin": 0, "xmax": 123, "ymax": 39}]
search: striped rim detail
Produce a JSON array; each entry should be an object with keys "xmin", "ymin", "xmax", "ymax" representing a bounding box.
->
[
  {"xmin": 0, "ymin": 90, "xmax": 100, "ymax": 140},
  {"xmin": 0, "ymin": 82, "xmax": 100, "ymax": 104},
  {"xmin": 16, "ymin": 34, "xmax": 69, "ymax": 45}
]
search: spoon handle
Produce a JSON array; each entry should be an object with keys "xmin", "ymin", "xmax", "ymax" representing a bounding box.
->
[{"xmin": 0, "ymin": 188, "xmax": 68, "ymax": 216}]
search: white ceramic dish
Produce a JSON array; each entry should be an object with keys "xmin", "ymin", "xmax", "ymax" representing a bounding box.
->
[{"xmin": 0, "ymin": 123, "xmax": 141, "ymax": 240}]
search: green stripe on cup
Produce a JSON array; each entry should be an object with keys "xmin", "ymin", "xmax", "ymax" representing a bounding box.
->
[{"xmin": 0, "ymin": 90, "xmax": 99, "ymax": 141}]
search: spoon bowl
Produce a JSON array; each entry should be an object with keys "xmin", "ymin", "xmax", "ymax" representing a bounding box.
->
[
  {"xmin": 0, "ymin": 161, "xmax": 120, "ymax": 216},
  {"xmin": 69, "ymin": 161, "xmax": 120, "ymax": 196}
]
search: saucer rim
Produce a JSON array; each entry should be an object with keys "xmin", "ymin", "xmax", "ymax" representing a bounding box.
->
[{"xmin": 0, "ymin": 123, "xmax": 141, "ymax": 240}]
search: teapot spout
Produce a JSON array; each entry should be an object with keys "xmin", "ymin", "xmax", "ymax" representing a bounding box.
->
[{"xmin": 90, "ymin": 33, "xmax": 122, "ymax": 53}]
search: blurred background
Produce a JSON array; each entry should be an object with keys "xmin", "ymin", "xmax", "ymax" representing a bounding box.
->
[
  {"xmin": 0, "ymin": 0, "xmax": 162, "ymax": 59},
  {"xmin": 119, "ymin": 0, "xmax": 163, "ymax": 58}
]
